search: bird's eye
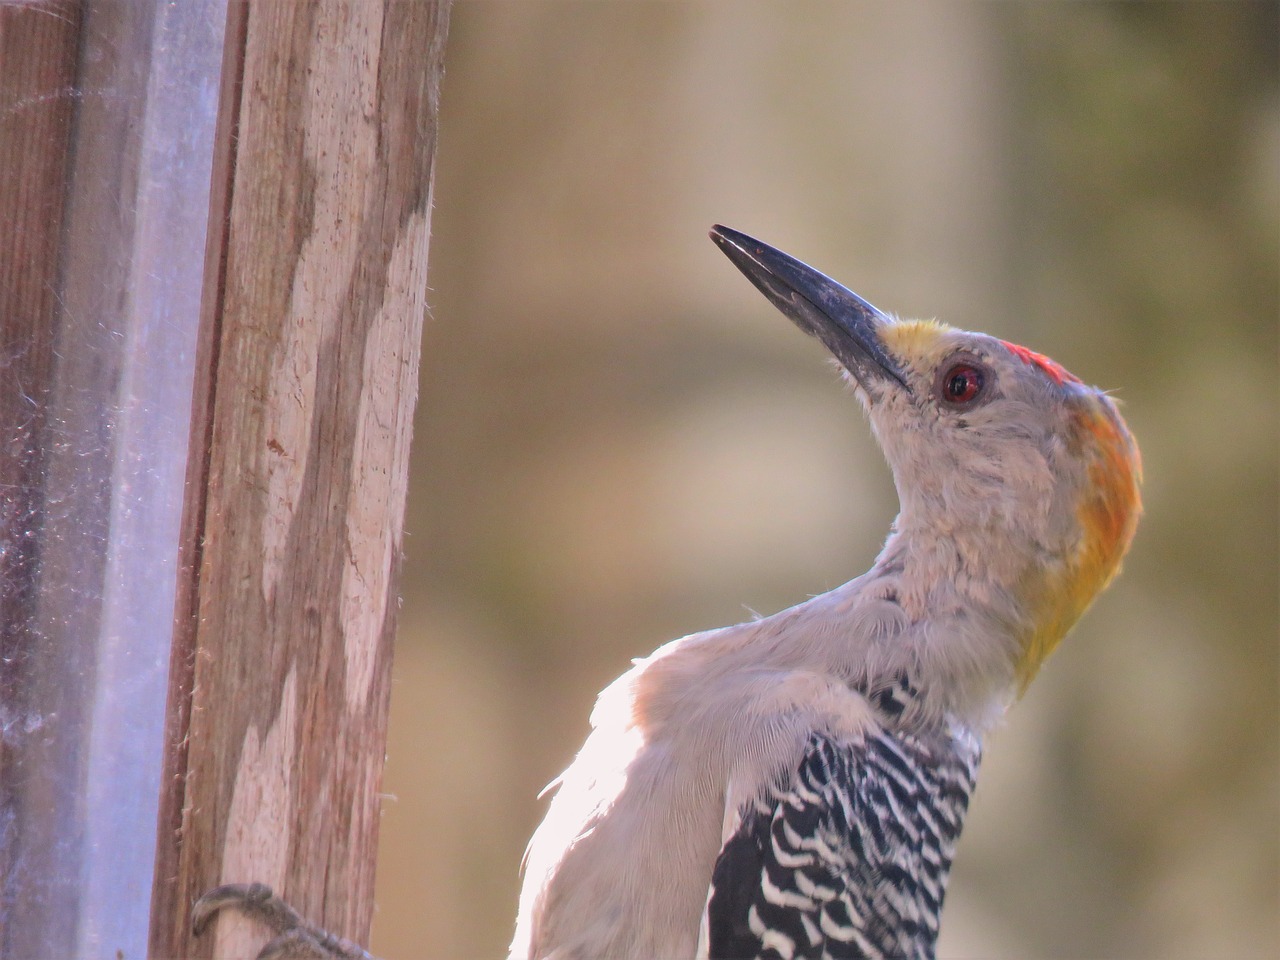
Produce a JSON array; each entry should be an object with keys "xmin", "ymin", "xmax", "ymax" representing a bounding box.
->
[{"xmin": 941, "ymin": 364, "xmax": 984, "ymax": 405}]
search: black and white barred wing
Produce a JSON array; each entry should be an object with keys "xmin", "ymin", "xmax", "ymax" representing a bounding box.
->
[{"xmin": 703, "ymin": 726, "xmax": 981, "ymax": 960}]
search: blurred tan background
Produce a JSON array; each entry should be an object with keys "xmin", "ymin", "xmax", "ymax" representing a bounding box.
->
[{"xmin": 371, "ymin": 3, "xmax": 1278, "ymax": 957}]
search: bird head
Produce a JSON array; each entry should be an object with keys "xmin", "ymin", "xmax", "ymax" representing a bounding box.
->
[{"xmin": 711, "ymin": 226, "xmax": 1141, "ymax": 692}]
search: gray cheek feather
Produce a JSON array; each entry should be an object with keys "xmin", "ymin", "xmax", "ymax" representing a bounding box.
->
[{"xmin": 872, "ymin": 394, "xmax": 1063, "ymax": 553}]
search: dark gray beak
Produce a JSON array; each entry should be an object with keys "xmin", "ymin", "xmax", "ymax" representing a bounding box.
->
[{"xmin": 709, "ymin": 225, "xmax": 908, "ymax": 392}]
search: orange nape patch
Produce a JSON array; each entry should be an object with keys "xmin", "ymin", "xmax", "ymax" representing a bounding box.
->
[
  {"xmin": 1015, "ymin": 399, "xmax": 1142, "ymax": 691},
  {"xmin": 1000, "ymin": 340, "xmax": 1082, "ymax": 387},
  {"xmin": 1075, "ymin": 402, "xmax": 1143, "ymax": 578}
]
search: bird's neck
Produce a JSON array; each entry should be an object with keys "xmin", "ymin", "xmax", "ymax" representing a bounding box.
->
[
  {"xmin": 638, "ymin": 515, "xmax": 1056, "ymax": 737},
  {"xmin": 793, "ymin": 520, "xmax": 1035, "ymax": 732}
]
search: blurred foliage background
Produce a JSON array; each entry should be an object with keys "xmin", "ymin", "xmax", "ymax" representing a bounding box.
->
[{"xmin": 371, "ymin": 3, "xmax": 1278, "ymax": 957}]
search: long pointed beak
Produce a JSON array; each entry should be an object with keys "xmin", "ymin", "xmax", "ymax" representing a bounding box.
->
[{"xmin": 709, "ymin": 225, "xmax": 908, "ymax": 392}]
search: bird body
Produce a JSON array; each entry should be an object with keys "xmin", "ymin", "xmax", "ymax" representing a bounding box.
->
[{"xmin": 510, "ymin": 227, "xmax": 1141, "ymax": 960}]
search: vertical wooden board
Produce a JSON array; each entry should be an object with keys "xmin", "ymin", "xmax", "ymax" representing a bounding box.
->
[
  {"xmin": 153, "ymin": 1, "xmax": 451, "ymax": 957},
  {"xmin": 0, "ymin": 3, "xmax": 82, "ymax": 666},
  {"xmin": 0, "ymin": 4, "xmax": 84, "ymax": 955},
  {"xmin": 149, "ymin": 0, "xmax": 247, "ymax": 951},
  {"xmin": 0, "ymin": 0, "xmax": 83, "ymax": 741}
]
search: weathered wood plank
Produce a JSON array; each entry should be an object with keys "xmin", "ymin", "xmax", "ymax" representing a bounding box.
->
[
  {"xmin": 0, "ymin": 5, "xmax": 85, "ymax": 957},
  {"xmin": 150, "ymin": 2, "xmax": 451, "ymax": 957}
]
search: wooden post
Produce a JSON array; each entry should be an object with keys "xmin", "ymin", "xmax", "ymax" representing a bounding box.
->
[
  {"xmin": 0, "ymin": 3, "xmax": 82, "ymax": 732},
  {"xmin": 149, "ymin": 2, "xmax": 452, "ymax": 957},
  {"xmin": 0, "ymin": 6, "xmax": 84, "ymax": 955}
]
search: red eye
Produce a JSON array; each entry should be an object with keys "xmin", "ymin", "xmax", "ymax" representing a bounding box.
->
[{"xmin": 941, "ymin": 364, "xmax": 984, "ymax": 404}]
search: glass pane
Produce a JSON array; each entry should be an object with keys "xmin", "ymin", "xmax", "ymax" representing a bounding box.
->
[{"xmin": 0, "ymin": 1, "xmax": 227, "ymax": 956}]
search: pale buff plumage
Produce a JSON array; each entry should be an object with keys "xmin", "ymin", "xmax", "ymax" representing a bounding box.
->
[{"xmin": 510, "ymin": 229, "xmax": 1140, "ymax": 960}]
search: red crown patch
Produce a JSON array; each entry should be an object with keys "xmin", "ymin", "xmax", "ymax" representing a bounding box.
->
[{"xmin": 1000, "ymin": 340, "xmax": 1082, "ymax": 387}]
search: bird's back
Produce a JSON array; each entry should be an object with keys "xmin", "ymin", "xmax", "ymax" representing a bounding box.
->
[{"xmin": 704, "ymin": 720, "xmax": 981, "ymax": 960}]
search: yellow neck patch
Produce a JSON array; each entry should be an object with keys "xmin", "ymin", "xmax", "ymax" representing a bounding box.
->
[{"xmin": 1015, "ymin": 398, "xmax": 1143, "ymax": 691}]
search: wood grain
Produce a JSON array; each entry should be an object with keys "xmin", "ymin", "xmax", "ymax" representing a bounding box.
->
[
  {"xmin": 150, "ymin": 2, "xmax": 451, "ymax": 957},
  {"xmin": 0, "ymin": 1, "xmax": 83, "ymax": 737},
  {"xmin": 0, "ymin": 5, "xmax": 84, "ymax": 956}
]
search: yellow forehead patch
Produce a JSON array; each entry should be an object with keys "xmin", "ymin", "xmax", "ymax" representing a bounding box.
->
[{"xmin": 879, "ymin": 319, "xmax": 951, "ymax": 364}]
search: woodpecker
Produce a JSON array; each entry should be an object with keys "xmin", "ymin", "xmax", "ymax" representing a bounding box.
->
[
  {"xmin": 509, "ymin": 227, "xmax": 1141, "ymax": 960},
  {"xmin": 193, "ymin": 227, "xmax": 1141, "ymax": 960}
]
